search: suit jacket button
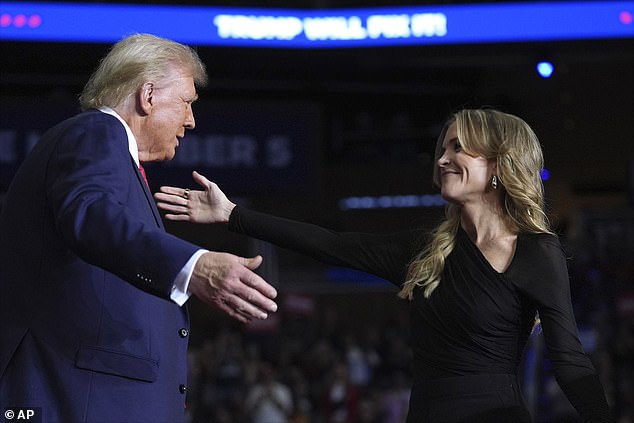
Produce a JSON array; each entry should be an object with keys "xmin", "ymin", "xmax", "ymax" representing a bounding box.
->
[
  {"xmin": 179, "ymin": 384, "xmax": 187, "ymax": 394},
  {"xmin": 179, "ymin": 328, "xmax": 188, "ymax": 338}
]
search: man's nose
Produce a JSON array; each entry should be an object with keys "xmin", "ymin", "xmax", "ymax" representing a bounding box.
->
[{"xmin": 185, "ymin": 110, "xmax": 195, "ymax": 129}]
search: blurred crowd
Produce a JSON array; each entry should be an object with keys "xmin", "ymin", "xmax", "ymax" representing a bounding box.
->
[{"xmin": 185, "ymin": 296, "xmax": 413, "ymax": 423}]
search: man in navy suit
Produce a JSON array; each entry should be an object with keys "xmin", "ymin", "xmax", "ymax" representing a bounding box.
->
[{"xmin": 0, "ymin": 34, "xmax": 278, "ymax": 423}]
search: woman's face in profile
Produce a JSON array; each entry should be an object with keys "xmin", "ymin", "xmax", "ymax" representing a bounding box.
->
[{"xmin": 436, "ymin": 123, "xmax": 495, "ymax": 205}]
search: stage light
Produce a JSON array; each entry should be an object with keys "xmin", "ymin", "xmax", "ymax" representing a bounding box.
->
[
  {"xmin": 338, "ymin": 194, "xmax": 446, "ymax": 210},
  {"xmin": 540, "ymin": 169, "xmax": 551, "ymax": 181},
  {"xmin": 536, "ymin": 61, "xmax": 554, "ymax": 78}
]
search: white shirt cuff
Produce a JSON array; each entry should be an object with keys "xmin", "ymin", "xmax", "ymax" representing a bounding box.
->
[{"xmin": 170, "ymin": 249, "xmax": 207, "ymax": 306}]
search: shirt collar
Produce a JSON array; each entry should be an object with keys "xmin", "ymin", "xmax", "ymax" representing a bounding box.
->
[{"xmin": 98, "ymin": 106, "xmax": 140, "ymax": 167}]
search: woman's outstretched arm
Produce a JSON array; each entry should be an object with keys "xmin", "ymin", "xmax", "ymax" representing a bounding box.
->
[{"xmin": 155, "ymin": 171, "xmax": 418, "ymax": 286}]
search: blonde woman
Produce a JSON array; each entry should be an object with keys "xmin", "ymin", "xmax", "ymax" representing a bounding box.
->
[{"xmin": 155, "ymin": 108, "xmax": 613, "ymax": 422}]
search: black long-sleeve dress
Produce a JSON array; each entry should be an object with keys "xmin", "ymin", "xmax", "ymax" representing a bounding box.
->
[{"xmin": 229, "ymin": 206, "xmax": 613, "ymax": 422}]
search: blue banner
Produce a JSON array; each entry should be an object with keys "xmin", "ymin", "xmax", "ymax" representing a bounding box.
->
[{"xmin": 1, "ymin": 1, "xmax": 632, "ymax": 47}]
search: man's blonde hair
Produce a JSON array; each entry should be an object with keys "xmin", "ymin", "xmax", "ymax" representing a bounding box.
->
[{"xmin": 79, "ymin": 33, "xmax": 207, "ymax": 110}]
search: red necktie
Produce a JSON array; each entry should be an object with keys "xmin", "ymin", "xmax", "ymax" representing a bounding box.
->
[{"xmin": 138, "ymin": 164, "xmax": 149, "ymax": 188}]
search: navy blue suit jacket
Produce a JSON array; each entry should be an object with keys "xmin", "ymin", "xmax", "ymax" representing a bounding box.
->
[{"xmin": 0, "ymin": 110, "xmax": 200, "ymax": 422}]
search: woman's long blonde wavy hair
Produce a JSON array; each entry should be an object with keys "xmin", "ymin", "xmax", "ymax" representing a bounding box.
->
[{"xmin": 399, "ymin": 108, "xmax": 552, "ymax": 300}]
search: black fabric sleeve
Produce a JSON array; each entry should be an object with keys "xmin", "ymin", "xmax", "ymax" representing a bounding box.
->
[
  {"xmin": 228, "ymin": 206, "xmax": 421, "ymax": 286},
  {"xmin": 510, "ymin": 234, "xmax": 613, "ymax": 421},
  {"xmin": 561, "ymin": 374, "xmax": 615, "ymax": 422}
]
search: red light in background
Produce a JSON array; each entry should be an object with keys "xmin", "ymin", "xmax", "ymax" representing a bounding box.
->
[
  {"xmin": 0, "ymin": 14, "xmax": 11, "ymax": 27},
  {"xmin": 0, "ymin": 13, "xmax": 43, "ymax": 28},
  {"xmin": 28, "ymin": 14, "xmax": 42, "ymax": 28},
  {"xmin": 13, "ymin": 14, "xmax": 27, "ymax": 28},
  {"xmin": 620, "ymin": 11, "xmax": 633, "ymax": 25}
]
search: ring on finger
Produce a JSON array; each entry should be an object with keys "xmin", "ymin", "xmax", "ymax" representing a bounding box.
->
[{"xmin": 183, "ymin": 188, "xmax": 190, "ymax": 200}]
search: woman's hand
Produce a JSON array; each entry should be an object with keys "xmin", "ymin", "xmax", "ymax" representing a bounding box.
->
[{"xmin": 154, "ymin": 171, "xmax": 236, "ymax": 224}]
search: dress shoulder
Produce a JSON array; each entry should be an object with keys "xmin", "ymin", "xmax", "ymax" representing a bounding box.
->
[{"xmin": 506, "ymin": 231, "xmax": 569, "ymax": 298}]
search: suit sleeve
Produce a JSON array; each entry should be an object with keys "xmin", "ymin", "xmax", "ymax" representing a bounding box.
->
[{"xmin": 46, "ymin": 114, "xmax": 199, "ymax": 298}]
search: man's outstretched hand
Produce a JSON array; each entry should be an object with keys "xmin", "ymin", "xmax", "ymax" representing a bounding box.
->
[{"xmin": 190, "ymin": 252, "xmax": 277, "ymax": 323}]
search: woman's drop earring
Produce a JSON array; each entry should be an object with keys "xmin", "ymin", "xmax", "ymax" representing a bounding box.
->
[{"xmin": 492, "ymin": 175, "xmax": 498, "ymax": 189}]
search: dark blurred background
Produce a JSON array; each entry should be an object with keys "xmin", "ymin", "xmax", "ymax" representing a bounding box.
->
[{"xmin": 1, "ymin": 1, "xmax": 633, "ymax": 422}]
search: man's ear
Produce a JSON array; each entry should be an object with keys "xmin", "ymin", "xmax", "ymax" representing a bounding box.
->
[{"xmin": 138, "ymin": 82, "xmax": 154, "ymax": 115}]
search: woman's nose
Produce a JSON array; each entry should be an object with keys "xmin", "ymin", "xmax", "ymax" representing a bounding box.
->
[{"xmin": 437, "ymin": 152, "xmax": 450, "ymax": 166}]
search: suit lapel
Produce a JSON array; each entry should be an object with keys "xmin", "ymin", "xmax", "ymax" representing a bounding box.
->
[{"xmin": 132, "ymin": 159, "xmax": 164, "ymax": 230}]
